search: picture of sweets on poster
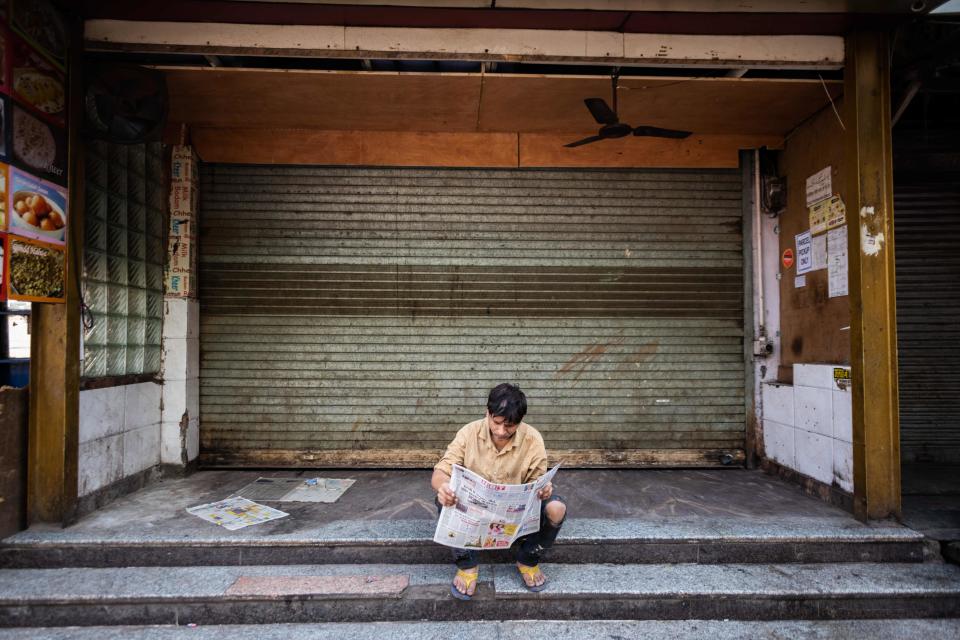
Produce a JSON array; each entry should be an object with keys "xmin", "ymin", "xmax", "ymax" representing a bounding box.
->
[
  {"xmin": 10, "ymin": 0, "xmax": 67, "ymax": 72},
  {"xmin": 12, "ymin": 102, "xmax": 66, "ymax": 185},
  {"xmin": 8, "ymin": 167, "xmax": 66, "ymax": 244},
  {"xmin": 10, "ymin": 33, "xmax": 66, "ymax": 126},
  {"xmin": 6, "ymin": 234, "xmax": 64, "ymax": 303}
]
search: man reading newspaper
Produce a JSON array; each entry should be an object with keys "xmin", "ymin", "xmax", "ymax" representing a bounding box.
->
[{"xmin": 431, "ymin": 383, "xmax": 567, "ymax": 600}]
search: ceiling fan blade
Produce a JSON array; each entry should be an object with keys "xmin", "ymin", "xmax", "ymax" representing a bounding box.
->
[
  {"xmin": 632, "ymin": 126, "xmax": 692, "ymax": 139},
  {"xmin": 584, "ymin": 98, "xmax": 619, "ymax": 125},
  {"xmin": 564, "ymin": 135, "xmax": 605, "ymax": 148}
]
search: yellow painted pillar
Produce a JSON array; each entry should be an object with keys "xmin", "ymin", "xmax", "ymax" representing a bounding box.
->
[
  {"xmin": 844, "ymin": 30, "xmax": 901, "ymax": 521},
  {"xmin": 27, "ymin": 19, "xmax": 84, "ymax": 525}
]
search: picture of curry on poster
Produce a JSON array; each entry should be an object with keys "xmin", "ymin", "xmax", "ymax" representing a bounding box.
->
[{"xmin": 434, "ymin": 464, "xmax": 560, "ymax": 550}]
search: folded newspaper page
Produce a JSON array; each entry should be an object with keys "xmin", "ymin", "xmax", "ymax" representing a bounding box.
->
[{"xmin": 433, "ymin": 464, "xmax": 560, "ymax": 550}]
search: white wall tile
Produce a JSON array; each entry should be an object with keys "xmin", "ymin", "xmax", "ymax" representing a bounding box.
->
[
  {"xmin": 795, "ymin": 385, "xmax": 833, "ymax": 437},
  {"xmin": 78, "ymin": 433, "xmax": 124, "ymax": 496},
  {"xmin": 162, "ymin": 337, "xmax": 187, "ymax": 380},
  {"xmin": 832, "ymin": 388, "xmax": 853, "ymax": 443},
  {"xmin": 78, "ymin": 387, "xmax": 125, "ymax": 444},
  {"xmin": 762, "ymin": 383, "xmax": 795, "ymax": 427},
  {"xmin": 186, "ymin": 416, "xmax": 200, "ymax": 462},
  {"xmin": 833, "ymin": 439, "xmax": 854, "ymax": 493},
  {"xmin": 162, "ymin": 298, "xmax": 186, "ymax": 339},
  {"xmin": 122, "ymin": 423, "xmax": 161, "ymax": 477},
  {"xmin": 124, "ymin": 382, "xmax": 162, "ymax": 430},
  {"xmin": 793, "ymin": 364, "xmax": 834, "ymax": 390},
  {"xmin": 161, "ymin": 377, "xmax": 199, "ymax": 425},
  {"xmin": 163, "ymin": 298, "xmax": 200, "ymax": 340},
  {"xmin": 795, "ymin": 429, "xmax": 833, "ymax": 485},
  {"xmin": 160, "ymin": 419, "xmax": 186, "ymax": 465},
  {"xmin": 763, "ymin": 419, "xmax": 795, "ymax": 470},
  {"xmin": 185, "ymin": 337, "xmax": 200, "ymax": 380},
  {"xmin": 162, "ymin": 337, "xmax": 201, "ymax": 381}
]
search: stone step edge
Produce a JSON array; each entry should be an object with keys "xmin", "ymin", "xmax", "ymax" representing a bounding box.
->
[{"xmin": 2, "ymin": 562, "xmax": 959, "ymax": 606}]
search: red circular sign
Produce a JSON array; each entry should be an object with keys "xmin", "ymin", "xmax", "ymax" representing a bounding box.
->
[{"xmin": 782, "ymin": 248, "xmax": 794, "ymax": 269}]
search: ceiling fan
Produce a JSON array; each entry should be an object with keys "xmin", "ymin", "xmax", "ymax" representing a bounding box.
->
[{"xmin": 565, "ymin": 73, "xmax": 692, "ymax": 148}]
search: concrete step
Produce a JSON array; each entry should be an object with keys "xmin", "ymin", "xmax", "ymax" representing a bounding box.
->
[
  {"xmin": 0, "ymin": 517, "xmax": 927, "ymax": 568},
  {"xmin": 1, "ymin": 562, "xmax": 958, "ymax": 627},
  {"xmin": 2, "ymin": 619, "xmax": 960, "ymax": 640}
]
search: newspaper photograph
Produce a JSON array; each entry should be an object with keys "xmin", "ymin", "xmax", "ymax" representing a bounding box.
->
[
  {"xmin": 433, "ymin": 464, "xmax": 560, "ymax": 550},
  {"xmin": 186, "ymin": 496, "xmax": 289, "ymax": 531}
]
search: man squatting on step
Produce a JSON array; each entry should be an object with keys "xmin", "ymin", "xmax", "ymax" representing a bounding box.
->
[{"xmin": 431, "ymin": 383, "xmax": 567, "ymax": 599}]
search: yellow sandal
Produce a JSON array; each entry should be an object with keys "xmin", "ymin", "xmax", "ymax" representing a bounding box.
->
[
  {"xmin": 517, "ymin": 563, "xmax": 548, "ymax": 592},
  {"xmin": 450, "ymin": 568, "xmax": 479, "ymax": 600}
]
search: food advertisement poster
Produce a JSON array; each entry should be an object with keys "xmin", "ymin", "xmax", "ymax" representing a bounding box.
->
[
  {"xmin": 0, "ymin": 28, "xmax": 8, "ymax": 94},
  {"xmin": 10, "ymin": 32, "xmax": 66, "ymax": 126},
  {"xmin": 0, "ymin": 162, "xmax": 7, "ymax": 229},
  {"xmin": 8, "ymin": 167, "xmax": 66, "ymax": 244},
  {"xmin": 10, "ymin": 0, "xmax": 67, "ymax": 71},
  {"xmin": 0, "ymin": 95, "xmax": 9, "ymax": 163},
  {"xmin": 6, "ymin": 234, "xmax": 64, "ymax": 302},
  {"xmin": 11, "ymin": 102, "xmax": 65, "ymax": 185},
  {"xmin": 0, "ymin": 234, "xmax": 6, "ymax": 301}
]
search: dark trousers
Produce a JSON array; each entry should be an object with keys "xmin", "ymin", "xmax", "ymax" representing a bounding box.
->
[{"xmin": 436, "ymin": 495, "xmax": 566, "ymax": 569}]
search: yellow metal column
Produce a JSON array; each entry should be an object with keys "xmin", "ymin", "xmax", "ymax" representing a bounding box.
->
[
  {"xmin": 26, "ymin": 19, "xmax": 84, "ymax": 524},
  {"xmin": 844, "ymin": 30, "xmax": 901, "ymax": 521}
]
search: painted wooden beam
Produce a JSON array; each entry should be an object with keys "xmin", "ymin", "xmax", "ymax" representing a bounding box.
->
[
  {"xmin": 190, "ymin": 129, "xmax": 520, "ymax": 166},
  {"xmin": 844, "ymin": 31, "xmax": 901, "ymax": 521},
  {"xmin": 27, "ymin": 20, "xmax": 84, "ymax": 525},
  {"xmin": 85, "ymin": 20, "xmax": 844, "ymax": 69},
  {"xmin": 188, "ymin": 127, "xmax": 780, "ymax": 168}
]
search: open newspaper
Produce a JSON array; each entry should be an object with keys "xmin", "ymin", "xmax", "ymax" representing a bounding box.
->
[{"xmin": 433, "ymin": 464, "xmax": 560, "ymax": 550}]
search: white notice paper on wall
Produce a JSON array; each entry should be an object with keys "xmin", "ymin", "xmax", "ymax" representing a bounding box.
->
[
  {"xmin": 795, "ymin": 275, "xmax": 806, "ymax": 288},
  {"xmin": 827, "ymin": 226, "xmax": 848, "ymax": 298},
  {"xmin": 806, "ymin": 166, "xmax": 832, "ymax": 207},
  {"xmin": 795, "ymin": 231, "xmax": 813, "ymax": 275},
  {"xmin": 812, "ymin": 233, "xmax": 828, "ymax": 271}
]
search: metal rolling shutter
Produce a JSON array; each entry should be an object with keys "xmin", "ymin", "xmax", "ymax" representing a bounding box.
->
[
  {"xmin": 895, "ymin": 179, "xmax": 960, "ymax": 464},
  {"xmin": 198, "ymin": 165, "xmax": 745, "ymax": 467}
]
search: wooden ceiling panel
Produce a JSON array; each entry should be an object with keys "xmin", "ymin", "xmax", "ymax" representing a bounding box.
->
[
  {"xmin": 165, "ymin": 68, "xmax": 483, "ymax": 131},
  {"xmin": 617, "ymin": 77, "xmax": 841, "ymax": 136},
  {"xmin": 164, "ymin": 68, "xmax": 841, "ymax": 137},
  {"xmin": 480, "ymin": 75, "xmax": 842, "ymax": 136}
]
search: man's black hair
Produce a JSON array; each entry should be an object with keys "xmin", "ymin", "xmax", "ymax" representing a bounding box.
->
[{"xmin": 487, "ymin": 383, "xmax": 527, "ymax": 425}]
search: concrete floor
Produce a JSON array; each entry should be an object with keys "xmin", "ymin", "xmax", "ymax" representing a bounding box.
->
[
  {"xmin": 12, "ymin": 468, "xmax": 901, "ymax": 543},
  {"xmin": 901, "ymin": 464, "xmax": 960, "ymax": 542},
  {"xmin": 3, "ymin": 620, "xmax": 960, "ymax": 640}
]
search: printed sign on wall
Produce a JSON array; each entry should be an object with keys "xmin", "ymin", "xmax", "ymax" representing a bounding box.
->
[
  {"xmin": 9, "ymin": 0, "xmax": 67, "ymax": 71},
  {"xmin": 11, "ymin": 103, "xmax": 66, "ymax": 185},
  {"xmin": 8, "ymin": 166, "xmax": 66, "ymax": 244},
  {"xmin": 0, "ymin": 0, "xmax": 69, "ymax": 303},
  {"xmin": 805, "ymin": 166, "xmax": 832, "ymax": 208},
  {"xmin": 6, "ymin": 233, "xmax": 64, "ymax": 302},
  {"xmin": 10, "ymin": 32, "xmax": 66, "ymax": 126}
]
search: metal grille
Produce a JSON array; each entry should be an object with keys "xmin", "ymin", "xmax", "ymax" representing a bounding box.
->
[
  {"xmin": 199, "ymin": 166, "xmax": 745, "ymax": 463},
  {"xmin": 895, "ymin": 178, "xmax": 960, "ymax": 464}
]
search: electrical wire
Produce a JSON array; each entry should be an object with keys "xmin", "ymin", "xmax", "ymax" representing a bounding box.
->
[
  {"xmin": 818, "ymin": 73, "xmax": 846, "ymax": 131},
  {"xmin": 71, "ymin": 218, "xmax": 95, "ymax": 332}
]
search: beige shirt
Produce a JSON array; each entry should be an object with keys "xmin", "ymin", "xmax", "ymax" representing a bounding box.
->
[{"xmin": 434, "ymin": 418, "xmax": 548, "ymax": 485}]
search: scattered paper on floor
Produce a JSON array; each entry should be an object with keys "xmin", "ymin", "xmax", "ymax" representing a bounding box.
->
[
  {"xmin": 232, "ymin": 478, "xmax": 304, "ymax": 501},
  {"xmin": 233, "ymin": 477, "xmax": 356, "ymax": 503},
  {"xmin": 186, "ymin": 496, "xmax": 289, "ymax": 530}
]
